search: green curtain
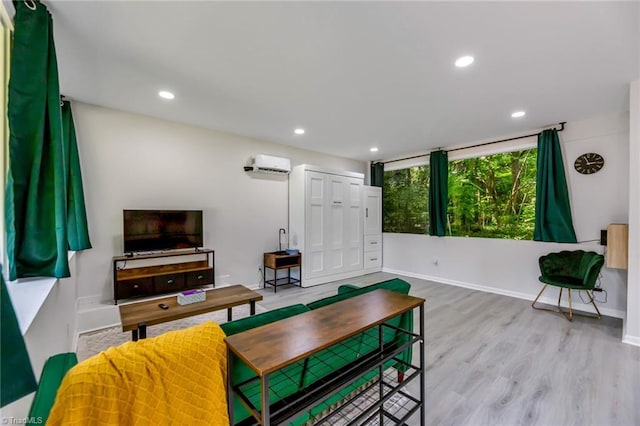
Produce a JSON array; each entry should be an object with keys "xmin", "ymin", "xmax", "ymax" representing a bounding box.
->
[
  {"xmin": 6, "ymin": 0, "xmax": 91, "ymax": 280},
  {"xmin": 534, "ymin": 129, "xmax": 577, "ymax": 243},
  {"xmin": 1, "ymin": 272, "xmax": 37, "ymax": 406},
  {"xmin": 370, "ymin": 162, "xmax": 384, "ymax": 187},
  {"xmin": 62, "ymin": 101, "xmax": 92, "ymax": 251},
  {"xmin": 428, "ymin": 150, "xmax": 448, "ymax": 236}
]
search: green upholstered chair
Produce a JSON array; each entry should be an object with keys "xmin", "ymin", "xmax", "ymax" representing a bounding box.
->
[{"xmin": 532, "ymin": 250, "xmax": 604, "ymax": 321}]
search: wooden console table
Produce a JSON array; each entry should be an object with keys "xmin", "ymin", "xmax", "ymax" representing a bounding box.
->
[
  {"xmin": 263, "ymin": 251, "xmax": 302, "ymax": 292},
  {"xmin": 225, "ymin": 289, "xmax": 425, "ymax": 425},
  {"xmin": 119, "ymin": 285, "xmax": 262, "ymax": 341}
]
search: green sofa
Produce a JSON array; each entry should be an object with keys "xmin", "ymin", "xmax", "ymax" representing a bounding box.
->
[
  {"xmin": 220, "ymin": 278, "xmax": 414, "ymax": 425},
  {"xmin": 28, "ymin": 353, "xmax": 78, "ymax": 424}
]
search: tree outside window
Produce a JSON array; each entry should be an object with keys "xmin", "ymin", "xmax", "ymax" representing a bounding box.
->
[
  {"xmin": 383, "ymin": 166, "xmax": 429, "ymax": 234},
  {"xmin": 447, "ymin": 149, "xmax": 536, "ymax": 239}
]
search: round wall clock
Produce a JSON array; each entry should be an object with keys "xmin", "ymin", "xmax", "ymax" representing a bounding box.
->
[{"xmin": 574, "ymin": 152, "xmax": 604, "ymax": 175}]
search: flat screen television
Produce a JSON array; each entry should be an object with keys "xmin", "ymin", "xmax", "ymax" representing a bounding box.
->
[{"xmin": 123, "ymin": 209, "xmax": 203, "ymax": 253}]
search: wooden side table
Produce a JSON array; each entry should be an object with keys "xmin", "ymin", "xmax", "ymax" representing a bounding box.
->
[{"xmin": 263, "ymin": 251, "xmax": 302, "ymax": 292}]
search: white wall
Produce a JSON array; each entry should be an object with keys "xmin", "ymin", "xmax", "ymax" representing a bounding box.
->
[
  {"xmin": 384, "ymin": 112, "xmax": 630, "ymax": 317},
  {"xmin": 72, "ymin": 103, "xmax": 364, "ymax": 307},
  {"xmin": 624, "ymin": 80, "xmax": 639, "ymax": 345}
]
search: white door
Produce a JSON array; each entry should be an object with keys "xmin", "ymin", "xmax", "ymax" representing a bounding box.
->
[
  {"xmin": 344, "ymin": 177, "xmax": 363, "ymax": 271},
  {"xmin": 326, "ymin": 175, "xmax": 345, "ymax": 274},
  {"xmin": 305, "ymin": 171, "xmax": 326, "ymax": 278},
  {"xmin": 364, "ymin": 186, "xmax": 382, "ymax": 235}
]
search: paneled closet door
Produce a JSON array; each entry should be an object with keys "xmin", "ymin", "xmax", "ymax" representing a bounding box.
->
[
  {"xmin": 305, "ymin": 171, "xmax": 326, "ymax": 278},
  {"xmin": 325, "ymin": 175, "xmax": 346, "ymax": 274},
  {"xmin": 364, "ymin": 186, "xmax": 382, "ymax": 235},
  {"xmin": 343, "ymin": 177, "xmax": 363, "ymax": 271}
]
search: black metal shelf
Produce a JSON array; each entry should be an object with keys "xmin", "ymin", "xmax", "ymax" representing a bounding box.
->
[{"xmin": 233, "ymin": 309, "xmax": 425, "ymax": 426}]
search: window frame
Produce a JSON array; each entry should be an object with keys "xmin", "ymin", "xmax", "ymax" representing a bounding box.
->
[{"xmin": 381, "ymin": 135, "xmax": 538, "ymax": 238}]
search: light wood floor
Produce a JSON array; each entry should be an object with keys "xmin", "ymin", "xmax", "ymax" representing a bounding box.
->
[{"xmin": 255, "ymin": 272, "xmax": 640, "ymax": 426}]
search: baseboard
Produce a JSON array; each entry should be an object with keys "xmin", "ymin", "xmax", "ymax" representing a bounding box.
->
[
  {"xmin": 622, "ymin": 334, "xmax": 640, "ymax": 347},
  {"xmin": 382, "ymin": 267, "xmax": 625, "ymax": 319},
  {"xmin": 77, "ymin": 296, "xmax": 121, "ymax": 335}
]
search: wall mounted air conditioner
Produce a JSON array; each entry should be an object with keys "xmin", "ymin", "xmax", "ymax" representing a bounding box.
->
[{"xmin": 250, "ymin": 154, "xmax": 291, "ymax": 174}]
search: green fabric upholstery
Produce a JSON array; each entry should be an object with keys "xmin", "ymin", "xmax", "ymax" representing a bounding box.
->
[
  {"xmin": 221, "ymin": 304, "xmax": 310, "ymax": 425},
  {"xmin": 224, "ymin": 279, "xmax": 417, "ymax": 424},
  {"xmin": 538, "ymin": 250, "xmax": 604, "ymax": 290},
  {"xmin": 220, "ymin": 304, "xmax": 309, "ymax": 336},
  {"xmin": 336, "ymin": 279, "xmax": 412, "ymax": 356},
  {"xmin": 309, "ymin": 278, "xmax": 410, "ymax": 309},
  {"xmin": 307, "ymin": 278, "xmax": 413, "ymax": 374},
  {"xmin": 28, "ymin": 353, "xmax": 78, "ymax": 423},
  {"xmin": 337, "ymin": 283, "xmax": 360, "ymax": 292},
  {"xmin": 300, "ymin": 337, "xmax": 362, "ymax": 388}
]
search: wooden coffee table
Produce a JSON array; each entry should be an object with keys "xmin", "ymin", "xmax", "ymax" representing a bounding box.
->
[{"xmin": 119, "ymin": 285, "xmax": 263, "ymax": 341}]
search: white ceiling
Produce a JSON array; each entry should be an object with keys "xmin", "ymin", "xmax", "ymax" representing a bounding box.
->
[{"xmin": 46, "ymin": 1, "xmax": 639, "ymax": 162}]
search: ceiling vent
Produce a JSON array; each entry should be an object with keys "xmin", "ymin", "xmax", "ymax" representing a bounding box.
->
[{"xmin": 249, "ymin": 154, "xmax": 291, "ymax": 174}]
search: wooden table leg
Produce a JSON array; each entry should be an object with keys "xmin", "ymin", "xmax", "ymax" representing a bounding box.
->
[
  {"xmin": 228, "ymin": 308, "xmax": 232, "ymax": 321},
  {"xmin": 250, "ymin": 300, "xmax": 256, "ymax": 315},
  {"xmin": 138, "ymin": 322, "xmax": 147, "ymax": 339},
  {"xmin": 131, "ymin": 329, "xmax": 138, "ymax": 341}
]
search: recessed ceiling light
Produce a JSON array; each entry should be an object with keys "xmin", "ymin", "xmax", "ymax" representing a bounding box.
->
[
  {"xmin": 370, "ymin": 147, "xmax": 379, "ymax": 153},
  {"xmin": 511, "ymin": 111, "xmax": 526, "ymax": 118},
  {"xmin": 294, "ymin": 128, "xmax": 305, "ymax": 135},
  {"xmin": 455, "ymin": 56, "xmax": 474, "ymax": 67},
  {"xmin": 158, "ymin": 90, "xmax": 175, "ymax": 100}
]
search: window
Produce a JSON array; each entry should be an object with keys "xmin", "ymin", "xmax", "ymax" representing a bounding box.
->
[
  {"xmin": 447, "ymin": 149, "xmax": 536, "ymax": 239},
  {"xmin": 383, "ymin": 166, "xmax": 429, "ymax": 234}
]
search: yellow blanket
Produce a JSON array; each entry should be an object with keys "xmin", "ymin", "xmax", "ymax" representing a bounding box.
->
[{"xmin": 48, "ymin": 321, "xmax": 229, "ymax": 426}]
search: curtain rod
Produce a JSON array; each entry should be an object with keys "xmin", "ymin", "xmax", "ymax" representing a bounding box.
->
[{"xmin": 381, "ymin": 121, "xmax": 566, "ymax": 165}]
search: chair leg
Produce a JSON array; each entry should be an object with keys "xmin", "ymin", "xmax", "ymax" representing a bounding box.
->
[
  {"xmin": 557, "ymin": 288, "xmax": 563, "ymax": 311},
  {"xmin": 531, "ymin": 285, "xmax": 550, "ymax": 310},
  {"xmin": 559, "ymin": 289, "xmax": 574, "ymax": 321},
  {"xmin": 532, "ymin": 285, "xmax": 601, "ymax": 320},
  {"xmin": 532, "ymin": 285, "xmax": 565, "ymax": 315},
  {"xmin": 585, "ymin": 291, "xmax": 602, "ymax": 319}
]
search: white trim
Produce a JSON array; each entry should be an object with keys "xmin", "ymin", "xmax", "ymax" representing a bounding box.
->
[
  {"xmin": 77, "ymin": 301, "xmax": 120, "ymax": 334},
  {"xmin": 3, "ymin": 252, "xmax": 77, "ymax": 335},
  {"xmin": 382, "ymin": 267, "xmax": 625, "ymax": 319},
  {"xmin": 5, "ymin": 277, "xmax": 57, "ymax": 335},
  {"xmin": 622, "ymin": 334, "xmax": 640, "ymax": 347}
]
